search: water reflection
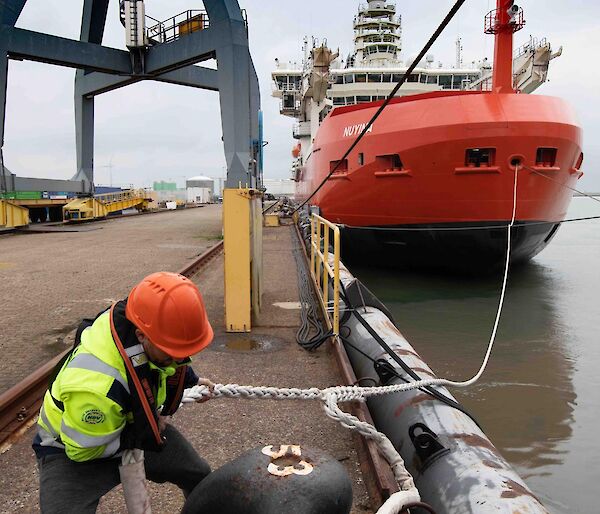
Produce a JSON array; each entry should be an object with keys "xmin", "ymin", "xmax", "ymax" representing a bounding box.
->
[{"xmin": 351, "ymin": 260, "xmax": 576, "ymax": 475}]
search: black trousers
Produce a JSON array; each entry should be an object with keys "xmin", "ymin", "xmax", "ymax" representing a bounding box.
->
[{"xmin": 38, "ymin": 425, "xmax": 210, "ymax": 514}]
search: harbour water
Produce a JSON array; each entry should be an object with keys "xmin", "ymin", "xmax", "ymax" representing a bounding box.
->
[{"xmin": 351, "ymin": 197, "xmax": 600, "ymax": 513}]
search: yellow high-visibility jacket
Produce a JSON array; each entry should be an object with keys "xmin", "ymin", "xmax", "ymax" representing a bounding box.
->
[{"xmin": 35, "ymin": 311, "xmax": 178, "ymax": 462}]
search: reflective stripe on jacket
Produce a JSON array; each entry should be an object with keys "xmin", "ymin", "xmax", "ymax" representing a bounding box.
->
[{"xmin": 36, "ymin": 311, "xmax": 176, "ymax": 462}]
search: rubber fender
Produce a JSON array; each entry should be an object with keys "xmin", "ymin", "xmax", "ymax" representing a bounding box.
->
[{"xmin": 181, "ymin": 444, "xmax": 353, "ymax": 514}]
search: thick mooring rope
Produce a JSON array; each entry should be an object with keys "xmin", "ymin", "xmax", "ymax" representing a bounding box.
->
[
  {"xmin": 182, "ymin": 382, "xmax": 422, "ymax": 512},
  {"xmin": 121, "ymin": 168, "xmax": 520, "ymax": 514},
  {"xmin": 181, "ymin": 167, "xmax": 522, "ymax": 514}
]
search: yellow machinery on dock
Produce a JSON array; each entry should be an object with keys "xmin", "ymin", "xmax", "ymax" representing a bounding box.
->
[
  {"xmin": 63, "ymin": 189, "xmax": 153, "ymax": 222},
  {"xmin": 0, "ymin": 199, "xmax": 29, "ymax": 228}
]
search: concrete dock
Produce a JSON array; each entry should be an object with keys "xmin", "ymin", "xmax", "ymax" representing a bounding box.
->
[
  {"xmin": 0, "ymin": 208, "xmax": 373, "ymax": 513},
  {"xmin": 0, "ymin": 207, "xmax": 222, "ymax": 394}
]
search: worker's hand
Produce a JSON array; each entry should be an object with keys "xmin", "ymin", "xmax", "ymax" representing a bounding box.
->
[
  {"xmin": 158, "ymin": 415, "xmax": 171, "ymax": 433},
  {"xmin": 196, "ymin": 377, "xmax": 215, "ymax": 403}
]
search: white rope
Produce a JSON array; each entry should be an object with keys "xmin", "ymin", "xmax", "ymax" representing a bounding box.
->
[
  {"xmin": 115, "ymin": 169, "xmax": 518, "ymax": 514},
  {"xmin": 182, "ymin": 168, "xmax": 521, "ymax": 513},
  {"xmin": 120, "ymin": 449, "xmax": 151, "ymax": 514},
  {"xmin": 182, "ymin": 382, "xmax": 420, "ymax": 513},
  {"xmin": 446, "ymin": 163, "xmax": 518, "ymax": 387}
]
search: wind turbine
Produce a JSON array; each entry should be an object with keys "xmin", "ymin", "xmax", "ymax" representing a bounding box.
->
[{"xmin": 101, "ymin": 155, "xmax": 115, "ymax": 187}]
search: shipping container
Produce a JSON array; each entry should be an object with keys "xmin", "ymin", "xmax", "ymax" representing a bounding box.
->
[{"xmin": 0, "ymin": 191, "xmax": 42, "ymax": 200}]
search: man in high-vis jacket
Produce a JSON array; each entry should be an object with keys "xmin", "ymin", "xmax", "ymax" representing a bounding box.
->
[{"xmin": 33, "ymin": 272, "xmax": 215, "ymax": 513}]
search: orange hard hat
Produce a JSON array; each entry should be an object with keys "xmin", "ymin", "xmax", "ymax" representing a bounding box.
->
[{"xmin": 125, "ymin": 272, "xmax": 213, "ymax": 359}]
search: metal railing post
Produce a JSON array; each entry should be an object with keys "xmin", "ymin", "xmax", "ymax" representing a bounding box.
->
[
  {"xmin": 310, "ymin": 217, "xmax": 315, "ymax": 277},
  {"xmin": 316, "ymin": 222, "xmax": 322, "ymax": 291},
  {"xmin": 308, "ymin": 214, "xmax": 341, "ymax": 336},
  {"xmin": 323, "ymin": 225, "xmax": 330, "ymax": 308},
  {"xmin": 333, "ymin": 227, "xmax": 340, "ymax": 335}
]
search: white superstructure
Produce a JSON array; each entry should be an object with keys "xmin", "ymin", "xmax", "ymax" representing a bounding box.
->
[{"xmin": 272, "ymin": 0, "xmax": 561, "ymax": 180}]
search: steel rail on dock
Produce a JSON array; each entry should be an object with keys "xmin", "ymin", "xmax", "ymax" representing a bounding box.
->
[{"xmin": 0, "ymin": 240, "xmax": 224, "ymax": 451}]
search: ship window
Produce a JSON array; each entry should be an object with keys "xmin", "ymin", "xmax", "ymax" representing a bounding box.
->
[
  {"xmin": 358, "ymin": 153, "xmax": 364, "ymax": 166},
  {"xmin": 536, "ymin": 148, "xmax": 557, "ymax": 167},
  {"xmin": 427, "ymin": 75, "xmax": 438, "ymax": 84},
  {"xmin": 330, "ymin": 159, "xmax": 348, "ymax": 174},
  {"xmin": 357, "ymin": 95, "xmax": 370, "ymax": 103},
  {"xmin": 407, "ymin": 74, "xmax": 419, "ymax": 83},
  {"xmin": 283, "ymin": 94, "xmax": 296, "ymax": 109},
  {"xmin": 335, "ymin": 74, "xmax": 344, "ymax": 85},
  {"xmin": 355, "ymin": 74, "xmax": 367, "ymax": 83},
  {"xmin": 382, "ymin": 73, "xmax": 392, "ymax": 82},
  {"xmin": 575, "ymin": 152, "xmax": 584, "ymax": 170},
  {"xmin": 345, "ymin": 96, "xmax": 356, "ymax": 105},
  {"xmin": 276, "ymin": 75, "xmax": 291, "ymax": 89},
  {"xmin": 453, "ymin": 75, "xmax": 468, "ymax": 89},
  {"xmin": 344, "ymin": 74, "xmax": 355, "ymax": 84},
  {"xmin": 420, "ymin": 74, "xmax": 428, "ymax": 83},
  {"xmin": 439, "ymin": 75, "xmax": 452, "ymax": 89},
  {"xmin": 377, "ymin": 154, "xmax": 404, "ymax": 171},
  {"xmin": 466, "ymin": 148, "xmax": 496, "ymax": 167},
  {"xmin": 392, "ymin": 73, "xmax": 403, "ymax": 83},
  {"xmin": 333, "ymin": 97, "xmax": 345, "ymax": 106},
  {"xmin": 368, "ymin": 73, "xmax": 382, "ymax": 83}
]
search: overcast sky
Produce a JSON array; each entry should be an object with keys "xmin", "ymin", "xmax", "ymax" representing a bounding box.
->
[{"xmin": 5, "ymin": 0, "xmax": 600, "ymax": 190}]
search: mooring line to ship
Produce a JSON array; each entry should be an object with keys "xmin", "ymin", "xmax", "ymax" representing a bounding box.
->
[
  {"xmin": 293, "ymin": 0, "xmax": 468, "ymax": 214},
  {"xmin": 523, "ymin": 164, "xmax": 600, "ymax": 205},
  {"xmin": 124, "ymin": 167, "xmax": 518, "ymax": 514},
  {"xmin": 293, "ymin": 227, "xmax": 485, "ymax": 428},
  {"xmin": 293, "ymin": 225, "xmax": 485, "ymax": 428},
  {"xmin": 173, "ymin": 169, "xmax": 521, "ymax": 514}
]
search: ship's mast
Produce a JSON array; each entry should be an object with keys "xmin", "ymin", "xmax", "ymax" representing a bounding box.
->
[
  {"xmin": 485, "ymin": 0, "xmax": 525, "ymax": 93},
  {"xmin": 455, "ymin": 36, "xmax": 463, "ymax": 68},
  {"xmin": 353, "ymin": 0, "xmax": 402, "ymax": 66}
]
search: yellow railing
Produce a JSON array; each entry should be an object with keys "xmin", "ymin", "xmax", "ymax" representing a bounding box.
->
[{"xmin": 310, "ymin": 214, "xmax": 340, "ymax": 336}]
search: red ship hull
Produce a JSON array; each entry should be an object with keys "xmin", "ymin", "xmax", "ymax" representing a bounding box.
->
[{"xmin": 298, "ymin": 91, "xmax": 583, "ymax": 272}]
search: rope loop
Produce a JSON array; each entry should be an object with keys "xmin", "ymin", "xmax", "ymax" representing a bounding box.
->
[{"xmin": 182, "ymin": 381, "xmax": 422, "ymax": 513}]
